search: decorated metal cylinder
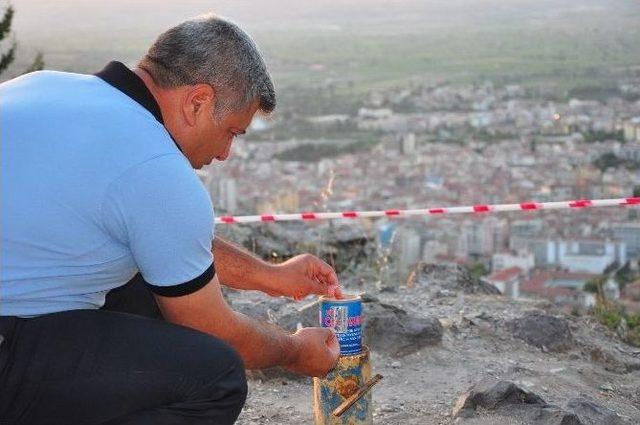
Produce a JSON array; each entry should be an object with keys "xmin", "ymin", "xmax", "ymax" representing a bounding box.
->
[
  {"xmin": 313, "ymin": 346, "xmax": 372, "ymax": 425},
  {"xmin": 319, "ymin": 295, "xmax": 362, "ymax": 355}
]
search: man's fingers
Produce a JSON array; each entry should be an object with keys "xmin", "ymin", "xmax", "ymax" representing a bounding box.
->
[
  {"xmin": 325, "ymin": 329, "xmax": 338, "ymax": 347},
  {"xmin": 312, "ymin": 278, "xmax": 331, "ymax": 296},
  {"xmin": 304, "ymin": 276, "xmax": 344, "ymax": 300},
  {"xmin": 333, "ymin": 284, "xmax": 344, "ymax": 299},
  {"xmin": 325, "ymin": 331, "xmax": 340, "ymax": 360},
  {"xmin": 316, "ymin": 261, "xmax": 340, "ymax": 286},
  {"xmin": 310, "ymin": 278, "xmax": 344, "ymax": 299},
  {"xmin": 311, "ymin": 258, "xmax": 343, "ymax": 298}
]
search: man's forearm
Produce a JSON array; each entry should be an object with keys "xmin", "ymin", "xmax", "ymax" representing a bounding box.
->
[
  {"xmin": 156, "ymin": 277, "xmax": 300, "ymax": 370},
  {"xmin": 213, "ymin": 236, "xmax": 274, "ymax": 292},
  {"xmin": 226, "ymin": 311, "xmax": 300, "ymax": 369}
]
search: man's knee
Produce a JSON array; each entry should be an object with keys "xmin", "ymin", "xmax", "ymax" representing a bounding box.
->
[
  {"xmin": 214, "ymin": 341, "xmax": 248, "ymax": 408},
  {"xmin": 223, "ymin": 347, "xmax": 248, "ymax": 418},
  {"xmin": 187, "ymin": 333, "xmax": 248, "ymax": 415}
]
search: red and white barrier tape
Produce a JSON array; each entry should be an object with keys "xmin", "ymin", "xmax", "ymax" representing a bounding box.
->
[{"xmin": 215, "ymin": 197, "xmax": 640, "ymax": 224}]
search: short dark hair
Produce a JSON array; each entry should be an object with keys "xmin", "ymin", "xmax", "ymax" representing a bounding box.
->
[{"xmin": 138, "ymin": 13, "xmax": 275, "ymax": 115}]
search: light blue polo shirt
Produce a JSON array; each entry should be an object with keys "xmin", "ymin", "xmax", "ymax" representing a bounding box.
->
[{"xmin": 1, "ymin": 63, "xmax": 215, "ymax": 317}]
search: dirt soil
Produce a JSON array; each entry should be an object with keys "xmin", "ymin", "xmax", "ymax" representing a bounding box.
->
[{"xmin": 231, "ymin": 273, "xmax": 640, "ymax": 425}]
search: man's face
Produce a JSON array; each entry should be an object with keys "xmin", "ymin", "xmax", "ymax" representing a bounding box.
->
[{"xmin": 186, "ymin": 101, "xmax": 258, "ymax": 169}]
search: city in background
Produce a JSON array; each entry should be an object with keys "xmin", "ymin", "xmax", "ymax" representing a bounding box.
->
[{"xmin": 5, "ymin": 0, "xmax": 640, "ymax": 313}]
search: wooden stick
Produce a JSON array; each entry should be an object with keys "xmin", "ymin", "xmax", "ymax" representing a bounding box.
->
[
  {"xmin": 296, "ymin": 298, "xmax": 320, "ymax": 312},
  {"xmin": 332, "ymin": 374, "xmax": 383, "ymax": 418}
]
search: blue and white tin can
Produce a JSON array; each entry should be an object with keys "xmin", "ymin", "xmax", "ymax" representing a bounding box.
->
[{"xmin": 319, "ymin": 294, "xmax": 362, "ymax": 355}]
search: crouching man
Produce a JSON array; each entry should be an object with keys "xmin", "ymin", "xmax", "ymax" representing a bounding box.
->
[{"xmin": 0, "ymin": 14, "xmax": 341, "ymax": 425}]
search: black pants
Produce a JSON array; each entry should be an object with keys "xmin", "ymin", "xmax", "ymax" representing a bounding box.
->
[{"xmin": 0, "ymin": 275, "xmax": 247, "ymax": 425}]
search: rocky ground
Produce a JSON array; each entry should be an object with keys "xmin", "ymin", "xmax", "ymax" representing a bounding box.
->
[{"xmin": 228, "ymin": 263, "xmax": 640, "ymax": 425}]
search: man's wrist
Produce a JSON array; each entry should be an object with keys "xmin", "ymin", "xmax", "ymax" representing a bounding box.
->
[{"xmin": 260, "ymin": 262, "xmax": 283, "ymax": 294}]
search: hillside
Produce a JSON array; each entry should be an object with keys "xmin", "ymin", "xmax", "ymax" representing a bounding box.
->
[{"xmin": 228, "ymin": 263, "xmax": 640, "ymax": 424}]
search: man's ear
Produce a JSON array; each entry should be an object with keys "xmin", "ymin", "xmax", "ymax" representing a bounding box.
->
[{"xmin": 182, "ymin": 84, "xmax": 216, "ymax": 126}]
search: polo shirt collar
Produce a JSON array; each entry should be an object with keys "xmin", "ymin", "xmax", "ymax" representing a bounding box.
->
[{"xmin": 95, "ymin": 61, "xmax": 165, "ymax": 125}]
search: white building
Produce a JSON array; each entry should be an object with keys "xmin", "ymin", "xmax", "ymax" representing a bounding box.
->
[
  {"xmin": 622, "ymin": 117, "xmax": 640, "ymax": 143},
  {"xmin": 486, "ymin": 266, "xmax": 521, "ymax": 299},
  {"xmin": 510, "ymin": 236, "xmax": 627, "ymax": 273},
  {"xmin": 218, "ymin": 178, "xmax": 238, "ymax": 213},
  {"xmin": 458, "ymin": 217, "xmax": 507, "ymax": 257},
  {"xmin": 358, "ymin": 108, "xmax": 393, "ymax": 120},
  {"xmin": 399, "ymin": 133, "xmax": 416, "ymax": 155},
  {"xmin": 395, "ymin": 227, "xmax": 422, "ymax": 270},
  {"xmin": 492, "ymin": 251, "xmax": 535, "ymax": 273},
  {"xmin": 611, "ymin": 222, "xmax": 640, "ymax": 258},
  {"xmin": 557, "ymin": 239, "xmax": 626, "ymax": 274},
  {"xmin": 620, "ymin": 143, "xmax": 640, "ymax": 162}
]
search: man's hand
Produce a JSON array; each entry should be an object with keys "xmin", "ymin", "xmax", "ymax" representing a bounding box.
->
[
  {"xmin": 213, "ymin": 237, "xmax": 344, "ymax": 300},
  {"xmin": 286, "ymin": 327, "xmax": 340, "ymax": 377},
  {"xmin": 267, "ymin": 254, "xmax": 343, "ymax": 300}
]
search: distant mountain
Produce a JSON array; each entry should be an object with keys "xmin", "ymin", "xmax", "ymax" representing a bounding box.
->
[{"xmin": 6, "ymin": 0, "xmax": 640, "ymax": 87}]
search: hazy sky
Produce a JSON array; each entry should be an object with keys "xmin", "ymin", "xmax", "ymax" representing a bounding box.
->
[{"xmin": 12, "ymin": 0, "xmax": 633, "ymax": 39}]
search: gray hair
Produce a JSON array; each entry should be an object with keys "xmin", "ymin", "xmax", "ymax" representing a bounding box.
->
[{"xmin": 138, "ymin": 14, "xmax": 275, "ymax": 116}]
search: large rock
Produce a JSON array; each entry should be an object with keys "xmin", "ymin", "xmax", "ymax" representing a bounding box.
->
[
  {"xmin": 588, "ymin": 345, "xmax": 640, "ymax": 374},
  {"xmin": 452, "ymin": 381, "xmax": 598, "ymax": 425},
  {"xmin": 566, "ymin": 398, "xmax": 624, "ymax": 425},
  {"xmin": 508, "ymin": 311, "xmax": 573, "ymax": 352},
  {"xmin": 417, "ymin": 263, "xmax": 501, "ymax": 295},
  {"xmin": 453, "ymin": 380, "xmax": 548, "ymax": 418},
  {"xmin": 362, "ymin": 297, "xmax": 443, "ymax": 357}
]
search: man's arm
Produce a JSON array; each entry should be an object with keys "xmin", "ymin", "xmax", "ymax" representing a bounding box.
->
[
  {"xmin": 213, "ymin": 236, "xmax": 273, "ymax": 292},
  {"xmin": 154, "ymin": 274, "xmax": 339, "ymax": 376},
  {"xmin": 213, "ymin": 236, "xmax": 342, "ymax": 299}
]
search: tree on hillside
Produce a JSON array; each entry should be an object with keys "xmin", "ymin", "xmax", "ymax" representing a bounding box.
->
[
  {"xmin": 0, "ymin": 2, "xmax": 44, "ymax": 77},
  {"xmin": 0, "ymin": 4, "xmax": 16, "ymax": 74},
  {"xmin": 583, "ymin": 277, "xmax": 602, "ymax": 294},
  {"xmin": 615, "ymin": 261, "xmax": 633, "ymax": 293},
  {"xmin": 593, "ymin": 152, "xmax": 621, "ymax": 171}
]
